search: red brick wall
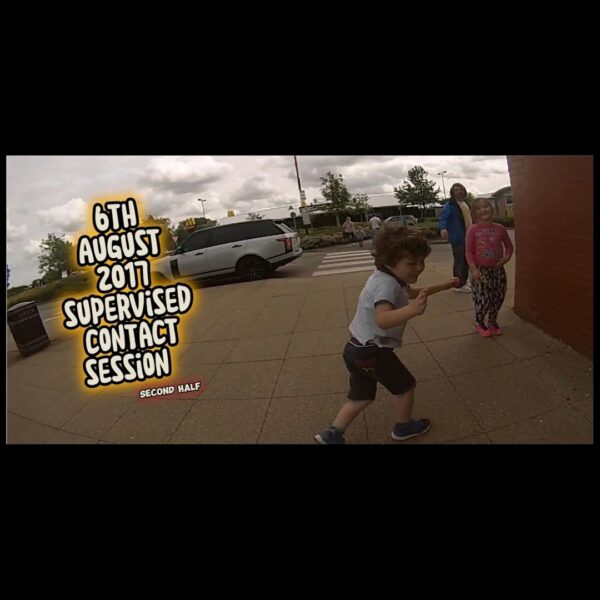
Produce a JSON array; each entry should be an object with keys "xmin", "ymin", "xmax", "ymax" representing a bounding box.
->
[{"xmin": 507, "ymin": 156, "xmax": 593, "ymax": 359}]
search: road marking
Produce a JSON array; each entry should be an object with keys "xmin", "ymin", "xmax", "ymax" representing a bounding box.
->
[
  {"xmin": 313, "ymin": 265, "xmax": 375, "ymax": 277},
  {"xmin": 313, "ymin": 250, "xmax": 375, "ymax": 277}
]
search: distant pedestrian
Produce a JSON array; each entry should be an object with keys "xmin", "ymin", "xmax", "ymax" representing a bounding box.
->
[
  {"xmin": 466, "ymin": 198, "xmax": 514, "ymax": 337},
  {"xmin": 369, "ymin": 214, "xmax": 382, "ymax": 235},
  {"xmin": 314, "ymin": 225, "xmax": 459, "ymax": 445},
  {"xmin": 439, "ymin": 182, "xmax": 473, "ymax": 293},
  {"xmin": 355, "ymin": 226, "xmax": 365, "ymax": 247},
  {"xmin": 342, "ymin": 216, "xmax": 355, "ymax": 242}
]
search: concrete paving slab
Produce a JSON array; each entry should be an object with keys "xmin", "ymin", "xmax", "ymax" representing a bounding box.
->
[
  {"xmin": 259, "ymin": 393, "xmax": 368, "ymax": 444},
  {"xmin": 169, "ymin": 397, "xmax": 270, "ymax": 444},
  {"xmin": 201, "ymin": 360, "xmax": 283, "ymax": 400},
  {"xmin": 227, "ymin": 333, "xmax": 292, "ymax": 363},
  {"xmin": 450, "ymin": 363, "xmax": 567, "ymax": 431},
  {"xmin": 273, "ymin": 355, "xmax": 348, "ymax": 397},
  {"xmin": 425, "ymin": 335, "xmax": 518, "ymax": 377},
  {"xmin": 487, "ymin": 404, "xmax": 593, "ymax": 444},
  {"xmin": 104, "ymin": 399, "xmax": 195, "ymax": 444},
  {"xmin": 7, "ymin": 413, "xmax": 59, "ymax": 444}
]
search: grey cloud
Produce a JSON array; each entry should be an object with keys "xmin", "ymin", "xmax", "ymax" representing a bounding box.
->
[
  {"xmin": 139, "ymin": 157, "xmax": 232, "ymax": 195},
  {"xmin": 229, "ymin": 177, "xmax": 276, "ymax": 203},
  {"xmin": 293, "ymin": 156, "xmax": 406, "ymax": 188}
]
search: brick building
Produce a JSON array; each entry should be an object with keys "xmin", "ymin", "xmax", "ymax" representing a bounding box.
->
[{"xmin": 507, "ymin": 155, "xmax": 593, "ymax": 359}]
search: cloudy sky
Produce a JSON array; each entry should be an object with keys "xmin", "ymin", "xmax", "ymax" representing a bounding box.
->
[{"xmin": 6, "ymin": 155, "xmax": 510, "ymax": 287}]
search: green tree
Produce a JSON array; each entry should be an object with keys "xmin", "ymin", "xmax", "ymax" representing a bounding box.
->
[
  {"xmin": 394, "ymin": 166, "xmax": 441, "ymax": 219},
  {"xmin": 38, "ymin": 233, "xmax": 75, "ymax": 280},
  {"xmin": 351, "ymin": 193, "xmax": 370, "ymax": 222},
  {"xmin": 145, "ymin": 214, "xmax": 177, "ymax": 251},
  {"xmin": 320, "ymin": 171, "xmax": 352, "ymax": 227},
  {"xmin": 174, "ymin": 217, "xmax": 217, "ymax": 245}
]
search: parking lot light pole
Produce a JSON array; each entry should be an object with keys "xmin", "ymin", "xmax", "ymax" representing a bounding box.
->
[
  {"xmin": 198, "ymin": 198, "xmax": 207, "ymax": 220},
  {"xmin": 437, "ymin": 171, "xmax": 447, "ymax": 200}
]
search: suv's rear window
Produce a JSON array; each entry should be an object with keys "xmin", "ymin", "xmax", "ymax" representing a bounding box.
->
[
  {"xmin": 274, "ymin": 222, "xmax": 294, "ymax": 234},
  {"xmin": 212, "ymin": 220, "xmax": 283, "ymax": 244}
]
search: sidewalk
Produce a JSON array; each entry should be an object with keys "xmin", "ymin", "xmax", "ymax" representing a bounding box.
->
[{"xmin": 6, "ymin": 253, "xmax": 593, "ymax": 444}]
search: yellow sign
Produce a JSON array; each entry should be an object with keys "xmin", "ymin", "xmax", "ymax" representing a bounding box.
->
[{"xmin": 227, "ymin": 210, "xmax": 235, "ymax": 217}]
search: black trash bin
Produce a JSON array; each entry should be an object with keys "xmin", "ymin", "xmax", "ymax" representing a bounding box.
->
[{"xmin": 7, "ymin": 301, "xmax": 51, "ymax": 357}]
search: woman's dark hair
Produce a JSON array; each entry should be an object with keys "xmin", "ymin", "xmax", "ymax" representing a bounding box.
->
[
  {"xmin": 450, "ymin": 183, "xmax": 467, "ymax": 201},
  {"xmin": 373, "ymin": 224, "xmax": 431, "ymax": 269}
]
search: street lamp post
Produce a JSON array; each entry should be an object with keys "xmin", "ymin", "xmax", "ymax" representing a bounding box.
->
[
  {"xmin": 437, "ymin": 171, "xmax": 447, "ymax": 200},
  {"xmin": 197, "ymin": 198, "xmax": 207, "ymax": 220}
]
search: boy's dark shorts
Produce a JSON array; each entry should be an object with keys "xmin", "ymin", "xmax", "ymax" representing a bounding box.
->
[{"xmin": 343, "ymin": 340, "xmax": 416, "ymax": 401}]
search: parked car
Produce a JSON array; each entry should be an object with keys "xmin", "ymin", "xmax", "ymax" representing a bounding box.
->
[
  {"xmin": 151, "ymin": 220, "xmax": 302, "ymax": 282},
  {"xmin": 384, "ymin": 215, "xmax": 418, "ymax": 226}
]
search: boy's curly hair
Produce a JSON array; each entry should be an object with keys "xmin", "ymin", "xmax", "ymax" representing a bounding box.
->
[{"xmin": 373, "ymin": 224, "xmax": 431, "ymax": 269}]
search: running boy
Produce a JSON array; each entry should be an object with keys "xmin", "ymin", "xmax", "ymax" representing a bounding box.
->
[{"xmin": 314, "ymin": 225, "xmax": 459, "ymax": 444}]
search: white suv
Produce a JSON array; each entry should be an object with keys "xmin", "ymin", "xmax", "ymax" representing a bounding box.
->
[{"xmin": 151, "ymin": 220, "xmax": 302, "ymax": 282}]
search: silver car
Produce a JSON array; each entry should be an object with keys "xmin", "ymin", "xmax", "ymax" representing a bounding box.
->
[
  {"xmin": 151, "ymin": 220, "xmax": 302, "ymax": 282},
  {"xmin": 384, "ymin": 215, "xmax": 418, "ymax": 226}
]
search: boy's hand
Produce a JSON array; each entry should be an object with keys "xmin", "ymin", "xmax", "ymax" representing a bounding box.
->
[
  {"xmin": 412, "ymin": 288, "xmax": 429, "ymax": 316},
  {"xmin": 471, "ymin": 268, "xmax": 481, "ymax": 281},
  {"xmin": 445, "ymin": 277, "xmax": 461, "ymax": 289},
  {"xmin": 440, "ymin": 229, "xmax": 449, "ymax": 241}
]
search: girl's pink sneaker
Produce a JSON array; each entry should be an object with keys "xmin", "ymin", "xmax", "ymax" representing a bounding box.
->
[
  {"xmin": 475, "ymin": 323, "xmax": 492, "ymax": 337},
  {"xmin": 488, "ymin": 323, "xmax": 503, "ymax": 335}
]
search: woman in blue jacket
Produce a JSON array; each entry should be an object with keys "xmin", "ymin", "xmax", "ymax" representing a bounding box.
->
[{"xmin": 439, "ymin": 183, "xmax": 473, "ymax": 292}]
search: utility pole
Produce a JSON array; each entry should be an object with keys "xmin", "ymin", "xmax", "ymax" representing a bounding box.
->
[{"xmin": 293, "ymin": 156, "xmax": 310, "ymax": 235}]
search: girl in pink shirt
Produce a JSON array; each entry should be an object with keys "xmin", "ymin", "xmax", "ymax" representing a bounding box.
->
[{"xmin": 465, "ymin": 198, "xmax": 514, "ymax": 337}]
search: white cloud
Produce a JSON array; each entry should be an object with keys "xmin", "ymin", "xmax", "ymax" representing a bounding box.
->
[
  {"xmin": 38, "ymin": 198, "xmax": 86, "ymax": 233},
  {"xmin": 24, "ymin": 239, "xmax": 42, "ymax": 259},
  {"xmin": 7, "ymin": 221, "xmax": 26, "ymax": 243}
]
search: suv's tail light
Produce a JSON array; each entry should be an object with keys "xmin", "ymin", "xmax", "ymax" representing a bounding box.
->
[{"xmin": 277, "ymin": 237, "xmax": 293, "ymax": 252}]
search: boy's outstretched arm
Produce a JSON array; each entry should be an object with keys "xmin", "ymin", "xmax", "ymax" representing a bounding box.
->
[
  {"xmin": 375, "ymin": 289, "xmax": 428, "ymax": 329},
  {"xmin": 407, "ymin": 278, "xmax": 459, "ymax": 299}
]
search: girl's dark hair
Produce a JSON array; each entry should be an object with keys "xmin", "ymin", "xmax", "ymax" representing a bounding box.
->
[
  {"xmin": 450, "ymin": 183, "xmax": 467, "ymax": 200},
  {"xmin": 373, "ymin": 224, "xmax": 431, "ymax": 269}
]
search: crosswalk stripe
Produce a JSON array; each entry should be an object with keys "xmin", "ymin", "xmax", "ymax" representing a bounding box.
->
[
  {"xmin": 322, "ymin": 256, "xmax": 373, "ymax": 264},
  {"xmin": 322, "ymin": 258, "xmax": 373, "ymax": 264},
  {"xmin": 323, "ymin": 251, "xmax": 373, "ymax": 259},
  {"xmin": 317, "ymin": 258, "xmax": 373, "ymax": 270},
  {"xmin": 312, "ymin": 249, "xmax": 377, "ymax": 277},
  {"xmin": 313, "ymin": 265, "xmax": 375, "ymax": 277}
]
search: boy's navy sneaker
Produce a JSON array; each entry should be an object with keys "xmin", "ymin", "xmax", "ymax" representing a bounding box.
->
[
  {"xmin": 391, "ymin": 419, "xmax": 432, "ymax": 441},
  {"xmin": 314, "ymin": 427, "xmax": 346, "ymax": 445}
]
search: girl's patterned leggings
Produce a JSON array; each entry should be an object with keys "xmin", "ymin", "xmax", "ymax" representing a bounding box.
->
[{"xmin": 470, "ymin": 266, "xmax": 507, "ymax": 325}]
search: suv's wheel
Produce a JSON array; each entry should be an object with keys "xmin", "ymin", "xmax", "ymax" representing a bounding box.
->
[{"xmin": 236, "ymin": 256, "xmax": 272, "ymax": 281}]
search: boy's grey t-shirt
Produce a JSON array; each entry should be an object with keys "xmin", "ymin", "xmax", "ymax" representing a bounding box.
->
[{"xmin": 349, "ymin": 269, "xmax": 409, "ymax": 348}]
